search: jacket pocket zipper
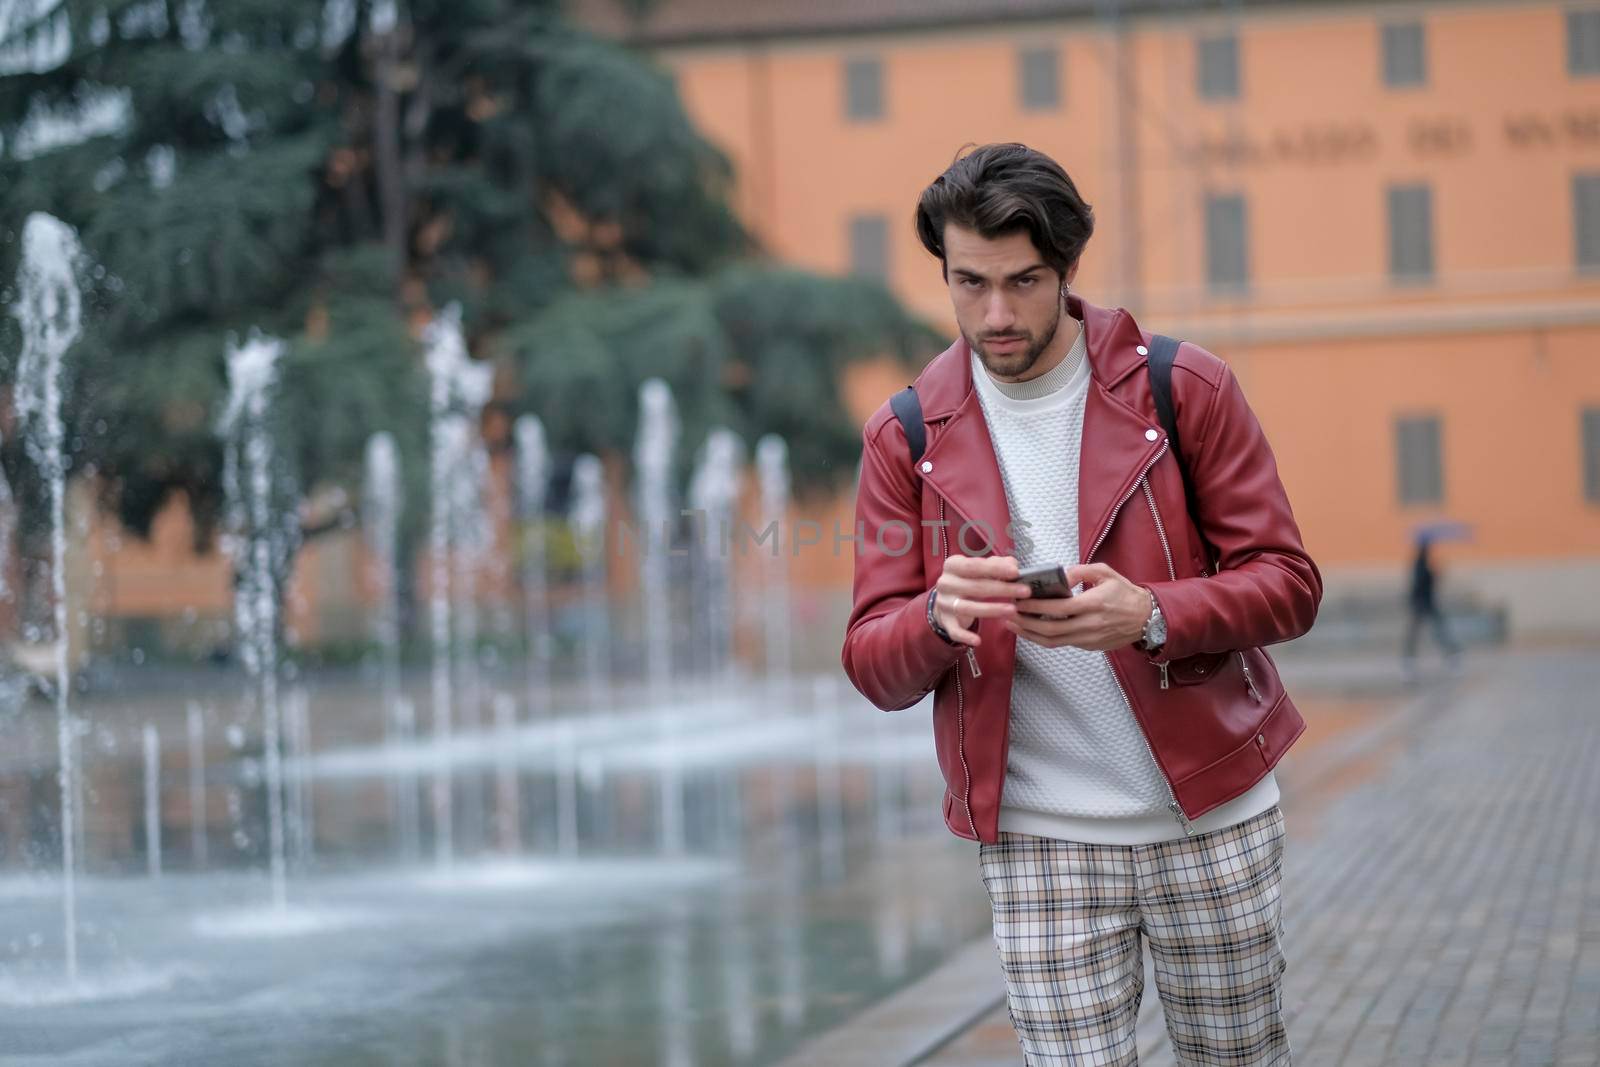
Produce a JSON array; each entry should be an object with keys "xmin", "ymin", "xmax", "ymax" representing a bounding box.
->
[
  {"xmin": 1240, "ymin": 652, "xmax": 1263, "ymax": 702},
  {"xmin": 938, "ymin": 496, "xmax": 980, "ymax": 839},
  {"xmin": 1141, "ymin": 477, "xmax": 1175, "ymax": 691}
]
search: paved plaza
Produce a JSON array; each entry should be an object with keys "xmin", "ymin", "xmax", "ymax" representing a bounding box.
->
[{"xmin": 794, "ymin": 648, "xmax": 1600, "ymax": 1067}]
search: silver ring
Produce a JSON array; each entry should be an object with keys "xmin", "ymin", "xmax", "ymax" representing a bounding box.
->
[{"xmin": 950, "ymin": 596, "xmax": 962, "ymax": 614}]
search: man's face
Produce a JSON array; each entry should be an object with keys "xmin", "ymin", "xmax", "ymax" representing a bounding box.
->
[{"xmin": 944, "ymin": 224, "xmax": 1074, "ymax": 381}]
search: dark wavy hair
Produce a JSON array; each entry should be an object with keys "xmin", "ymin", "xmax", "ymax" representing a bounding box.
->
[{"xmin": 915, "ymin": 143, "xmax": 1095, "ymax": 279}]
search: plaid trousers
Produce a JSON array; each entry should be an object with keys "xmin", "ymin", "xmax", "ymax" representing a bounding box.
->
[{"xmin": 978, "ymin": 805, "xmax": 1291, "ymax": 1066}]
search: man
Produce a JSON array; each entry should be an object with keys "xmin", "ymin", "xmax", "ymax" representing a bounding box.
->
[{"xmin": 841, "ymin": 143, "xmax": 1321, "ymax": 1064}]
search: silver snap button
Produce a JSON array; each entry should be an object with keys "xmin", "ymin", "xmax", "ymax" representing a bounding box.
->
[
  {"xmin": 1257, "ymin": 734, "xmax": 1265, "ymax": 745},
  {"xmin": 920, "ymin": 461, "xmax": 933, "ymax": 474},
  {"xmin": 1136, "ymin": 345, "xmax": 1149, "ymax": 356},
  {"xmin": 1144, "ymin": 428, "xmax": 1159, "ymax": 442}
]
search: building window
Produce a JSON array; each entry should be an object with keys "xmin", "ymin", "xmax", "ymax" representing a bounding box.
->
[
  {"xmin": 1205, "ymin": 193, "xmax": 1248, "ymax": 291},
  {"xmin": 1570, "ymin": 9, "xmax": 1600, "ymax": 75},
  {"xmin": 1576, "ymin": 173, "xmax": 1600, "ymax": 270},
  {"xmin": 849, "ymin": 214, "xmax": 889, "ymax": 279},
  {"xmin": 844, "ymin": 56, "xmax": 883, "ymax": 121},
  {"xmin": 1585, "ymin": 409, "xmax": 1600, "ymax": 503},
  {"xmin": 1382, "ymin": 21, "xmax": 1426, "ymax": 87},
  {"xmin": 1388, "ymin": 183, "xmax": 1435, "ymax": 282},
  {"xmin": 1197, "ymin": 33, "xmax": 1239, "ymax": 100},
  {"xmin": 1396, "ymin": 415, "xmax": 1444, "ymax": 506},
  {"xmin": 1018, "ymin": 46, "xmax": 1060, "ymax": 110}
]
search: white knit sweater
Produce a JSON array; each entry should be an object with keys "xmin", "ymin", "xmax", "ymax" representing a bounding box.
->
[{"xmin": 972, "ymin": 323, "xmax": 1278, "ymax": 845}]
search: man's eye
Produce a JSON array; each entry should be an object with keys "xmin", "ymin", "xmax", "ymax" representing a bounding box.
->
[
  {"xmin": 960, "ymin": 278, "xmax": 983, "ymax": 289},
  {"xmin": 1016, "ymin": 276, "xmax": 1037, "ymax": 288}
]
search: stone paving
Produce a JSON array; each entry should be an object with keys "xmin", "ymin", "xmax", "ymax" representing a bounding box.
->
[{"xmin": 920, "ymin": 648, "xmax": 1600, "ymax": 1066}]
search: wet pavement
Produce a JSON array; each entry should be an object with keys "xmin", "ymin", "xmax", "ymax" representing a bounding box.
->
[
  {"xmin": 873, "ymin": 648, "xmax": 1600, "ymax": 1067},
  {"xmin": 7, "ymin": 647, "xmax": 1582, "ymax": 1065}
]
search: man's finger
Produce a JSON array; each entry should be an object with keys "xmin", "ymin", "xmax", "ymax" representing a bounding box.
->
[
  {"xmin": 946, "ymin": 555, "xmax": 1020, "ymax": 580},
  {"xmin": 1066, "ymin": 562, "xmax": 1121, "ymax": 587},
  {"xmin": 1006, "ymin": 617, "xmax": 1115, "ymax": 648},
  {"xmin": 1005, "ymin": 613, "xmax": 1079, "ymax": 639},
  {"xmin": 943, "ymin": 620, "xmax": 981, "ymax": 647},
  {"xmin": 944, "ymin": 578, "xmax": 1032, "ymax": 602},
  {"xmin": 958, "ymin": 600, "xmax": 1021, "ymax": 620},
  {"xmin": 1014, "ymin": 595, "xmax": 1087, "ymax": 619}
]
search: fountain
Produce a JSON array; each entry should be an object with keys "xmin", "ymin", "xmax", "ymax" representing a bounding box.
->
[
  {"xmin": 513, "ymin": 416, "xmax": 551, "ymax": 717},
  {"xmin": 568, "ymin": 453, "xmax": 609, "ymax": 713},
  {"xmin": 451, "ymin": 437, "xmax": 492, "ymax": 851},
  {"xmin": 0, "ymin": 427, "xmax": 13, "ymax": 609},
  {"xmin": 285, "ymin": 685, "xmax": 313, "ymax": 869},
  {"xmin": 186, "ymin": 702, "xmax": 207, "ymax": 868},
  {"xmin": 634, "ymin": 379, "xmax": 677, "ymax": 699},
  {"xmin": 217, "ymin": 330, "xmax": 295, "ymax": 911},
  {"xmin": 689, "ymin": 429, "xmax": 744, "ymax": 680},
  {"xmin": 10, "ymin": 212, "xmax": 86, "ymax": 980},
  {"xmin": 635, "ymin": 380, "xmax": 686, "ymax": 853},
  {"xmin": 422, "ymin": 303, "xmax": 492, "ymax": 868},
  {"xmin": 142, "ymin": 723, "xmax": 161, "ymax": 879},
  {"xmin": 0, "ymin": 226, "xmax": 981, "ymax": 1057},
  {"xmin": 492, "ymin": 692, "xmax": 520, "ymax": 853},
  {"xmin": 362, "ymin": 432, "xmax": 414, "ymax": 858},
  {"xmin": 756, "ymin": 435, "xmax": 793, "ymax": 683}
]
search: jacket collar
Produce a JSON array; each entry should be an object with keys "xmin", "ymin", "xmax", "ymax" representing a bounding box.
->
[
  {"xmin": 911, "ymin": 294, "xmax": 1149, "ymax": 420},
  {"xmin": 912, "ymin": 294, "xmax": 1167, "ymax": 565}
]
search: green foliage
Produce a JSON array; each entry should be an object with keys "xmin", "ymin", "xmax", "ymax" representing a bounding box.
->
[
  {"xmin": 0, "ymin": 0, "xmax": 933, "ymax": 587},
  {"xmin": 505, "ymin": 265, "xmax": 937, "ymax": 491}
]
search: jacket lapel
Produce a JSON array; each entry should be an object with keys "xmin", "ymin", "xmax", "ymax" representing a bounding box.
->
[
  {"xmin": 918, "ymin": 384, "xmax": 1015, "ymax": 557},
  {"xmin": 1078, "ymin": 381, "xmax": 1165, "ymax": 563}
]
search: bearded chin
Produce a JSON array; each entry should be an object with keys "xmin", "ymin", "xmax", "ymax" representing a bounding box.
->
[{"xmin": 970, "ymin": 313, "xmax": 1060, "ymax": 378}]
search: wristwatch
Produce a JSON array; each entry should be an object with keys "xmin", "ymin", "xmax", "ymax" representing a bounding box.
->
[
  {"xmin": 927, "ymin": 588, "xmax": 959, "ymax": 645},
  {"xmin": 1138, "ymin": 595, "xmax": 1167, "ymax": 652}
]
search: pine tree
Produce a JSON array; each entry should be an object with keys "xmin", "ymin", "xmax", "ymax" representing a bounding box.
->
[{"xmin": 0, "ymin": 0, "xmax": 932, "ymax": 627}]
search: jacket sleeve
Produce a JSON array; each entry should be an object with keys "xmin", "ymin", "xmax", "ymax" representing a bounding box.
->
[
  {"xmin": 1143, "ymin": 360, "xmax": 1322, "ymax": 660},
  {"xmin": 840, "ymin": 414, "xmax": 965, "ymax": 711}
]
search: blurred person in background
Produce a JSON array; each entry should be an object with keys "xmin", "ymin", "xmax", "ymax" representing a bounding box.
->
[
  {"xmin": 1403, "ymin": 535, "xmax": 1461, "ymax": 680},
  {"xmin": 842, "ymin": 143, "xmax": 1320, "ymax": 1065}
]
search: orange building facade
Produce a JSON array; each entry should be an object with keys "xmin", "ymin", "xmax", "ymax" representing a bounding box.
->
[{"xmin": 586, "ymin": 0, "xmax": 1600, "ymax": 636}]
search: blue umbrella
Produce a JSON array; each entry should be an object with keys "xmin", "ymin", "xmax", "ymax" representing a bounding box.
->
[{"xmin": 1411, "ymin": 519, "xmax": 1473, "ymax": 546}]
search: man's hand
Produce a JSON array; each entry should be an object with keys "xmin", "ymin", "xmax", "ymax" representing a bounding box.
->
[
  {"xmin": 933, "ymin": 555, "xmax": 1031, "ymax": 648},
  {"xmin": 1003, "ymin": 563, "xmax": 1153, "ymax": 652}
]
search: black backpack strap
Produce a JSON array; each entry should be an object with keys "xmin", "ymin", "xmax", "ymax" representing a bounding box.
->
[
  {"xmin": 1146, "ymin": 335, "xmax": 1210, "ymax": 562},
  {"xmin": 889, "ymin": 386, "xmax": 926, "ymax": 465}
]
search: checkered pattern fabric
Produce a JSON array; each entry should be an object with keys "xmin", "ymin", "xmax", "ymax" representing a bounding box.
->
[{"xmin": 978, "ymin": 805, "xmax": 1291, "ymax": 1065}]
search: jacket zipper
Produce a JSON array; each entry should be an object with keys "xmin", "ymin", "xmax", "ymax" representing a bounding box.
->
[
  {"xmin": 1140, "ymin": 478, "xmax": 1174, "ymax": 691},
  {"xmin": 1143, "ymin": 476, "xmax": 1262, "ymax": 705},
  {"xmin": 1240, "ymin": 652, "xmax": 1263, "ymax": 702},
  {"xmin": 938, "ymin": 496, "xmax": 980, "ymax": 839},
  {"xmin": 1087, "ymin": 444, "xmax": 1194, "ymax": 836}
]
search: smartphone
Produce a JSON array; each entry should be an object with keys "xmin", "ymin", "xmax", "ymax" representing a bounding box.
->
[{"xmin": 1017, "ymin": 562, "xmax": 1073, "ymax": 599}]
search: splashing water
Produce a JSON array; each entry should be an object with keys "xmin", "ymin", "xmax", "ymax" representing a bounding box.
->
[
  {"xmin": 568, "ymin": 454, "xmax": 608, "ymax": 713},
  {"xmin": 756, "ymin": 435, "xmax": 793, "ymax": 682},
  {"xmin": 218, "ymin": 331, "xmax": 293, "ymax": 911},
  {"xmin": 513, "ymin": 416, "xmax": 550, "ymax": 716},
  {"xmin": 363, "ymin": 432, "xmax": 414, "ymax": 857},
  {"xmin": 634, "ymin": 379, "xmax": 678, "ymax": 698},
  {"xmin": 10, "ymin": 212, "xmax": 85, "ymax": 981},
  {"xmin": 689, "ymin": 429, "xmax": 744, "ymax": 680},
  {"xmin": 0, "ymin": 425, "xmax": 13, "ymax": 606},
  {"xmin": 422, "ymin": 303, "xmax": 491, "ymax": 869}
]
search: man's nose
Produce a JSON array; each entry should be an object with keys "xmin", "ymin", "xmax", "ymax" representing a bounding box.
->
[{"xmin": 984, "ymin": 291, "xmax": 1015, "ymax": 332}]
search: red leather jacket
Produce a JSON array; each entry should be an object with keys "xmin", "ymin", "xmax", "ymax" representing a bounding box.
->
[{"xmin": 841, "ymin": 296, "xmax": 1322, "ymax": 843}]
